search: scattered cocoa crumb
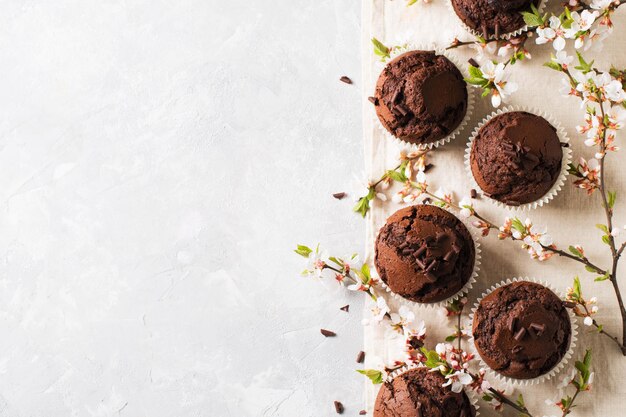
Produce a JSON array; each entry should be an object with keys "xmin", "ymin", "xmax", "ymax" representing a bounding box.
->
[
  {"xmin": 340, "ymin": 304, "xmax": 350, "ymax": 312},
  {"xmin": 470, "ymin": 189, "xmax": 477, "ymax": 199},
  {"xmin": 321, "ymin": 329, "xmax": 337, "ymax": 337},
  {"xmin": 468, "ymin": 58, "xmax": 479, "ymax": 68},
  {"xmin": 340, "ymin": 76, "xmax": 352, "ymax": 84},
  {"xmin": 356, "ymin": 351, "xmax": 365, "ymax": 363},
  {"xmin": 368, "ymin": 96, "xmax": 379, "ymax": 105},
  {"xmin": 333, "ymin": 192, "xmax": 347, "ymax": 200},
  {"xmin": 359, "ymin": 411, "xmax": 367, "ymax": 415},
  {"xmin": 334, "ymin": 401, "xmax": 344, "ymax": 414},
  {"xmin": 424, "ymin": 163, "xmax": 434, "ymax": 172}
]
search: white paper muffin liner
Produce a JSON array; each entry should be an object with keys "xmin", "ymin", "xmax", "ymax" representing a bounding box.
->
[
  {"xmin": 377, "ymin": 203, "xmax": 481, "ymax": 310},
  {"xmin": 467, "ymin": 277, "xmax": 578, "ymax": 387},
  {"xmin": 448, "ymin": 0, "xmax": 547, "ymax": 41},
  {"xmin": 384, "ymin": 362, "xmax": 481, "ymax": 416},
  {"xmin": 464, "ymin": 105, "xmax": 572, "ymax": 211},
  {"xmin": 374, "ymin": 43, "xmax": 475, "ymax": 151}
]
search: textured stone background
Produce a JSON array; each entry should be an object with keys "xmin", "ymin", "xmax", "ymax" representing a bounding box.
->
[{"xmin": 0, "ymin": 1, "xmax": 364, "ymax": 416}]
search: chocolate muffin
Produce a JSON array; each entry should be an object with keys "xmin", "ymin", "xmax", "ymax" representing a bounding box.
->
[
  {"xmin": 375, "ymin": 205, "xmax": 475, "ymax": 303},
  {"xmin": 374, "ymin": 367, "xmax": 476, "ymax": 417},
  {"xmin": 451, "ymin": 0, "xmax": 540, "ymax": 38},
  {"xmin": 470, "ymin": 111, "xmax": 563, "ymax": 206},
  {"xmin": 374, "ymin": 50, "xmax": 468, "ymax": 145},
  {"xmin": 472, "ymin": 281, "xmax": 571, "ymax": 380}
]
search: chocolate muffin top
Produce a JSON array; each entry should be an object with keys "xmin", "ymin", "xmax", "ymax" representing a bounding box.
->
[
  {"xmin": 470, "ymin": 111, "xmax": 563, "ymax": 206},
  {"xmin": 374, "ymin": 205, "xmax": 475, "ymax": 303},
  {"xmin": 472, "ymin": 281, "xmax": 571, "ymax": 380},
  {"xmin": 374, "ymin": 367, "xmax": 476, "ymax": 417},
  {"xmin": 451, "ymin": 0, "xmax": 539, "ymax": 38},
  {"xmin": 374, "ymin": 50, "xmax": 468, "ymax": 145}
]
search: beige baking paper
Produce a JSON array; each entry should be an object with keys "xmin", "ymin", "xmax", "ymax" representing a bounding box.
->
[{"xmin": 361, "ymin": 0, "xmax": 626, "ymax": 415}]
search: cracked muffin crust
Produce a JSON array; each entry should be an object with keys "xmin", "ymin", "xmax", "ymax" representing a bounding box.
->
[
  {"xmin": 451, "ymin": 0, "xmax": 540, "ymax": 38},
  {"xmin": 374, "ymin": 205, "xmax": 475, "ymax": 303},
  {"xmin": 472, "ymin": 281, "xmax": 571, "ymax": 379},
  {"xmin": 470, "ymin": 111, "xmax": 563, "ymax": 206},
  {"xmin": 373, "ymin": 50, "xmax": 468, "ymax": 145},
  {"xmin": 374, "ymin": 367, "xmax": 476, "ymax": 417}
]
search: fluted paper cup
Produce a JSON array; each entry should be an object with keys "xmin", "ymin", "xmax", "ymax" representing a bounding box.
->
[
  {"xmin": 464, "ymin": 105, "xmax": 572, "ymax": 211},
  {"xmin": 377, "ymin": 203, "xmax": 481, "ymax": 310},
  {"xmin": 373, "ymin": 43, "xmax": 475, "ymax": 151},
  {"xmin": 467, "ymin": 277, "xmax": 578, "ymax": 387}
]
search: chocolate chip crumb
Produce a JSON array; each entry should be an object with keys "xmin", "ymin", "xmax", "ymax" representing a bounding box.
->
[
  {"xmin": 513, "ymin": 327, "xmax": 527, "ymax": 341},
  {"xmin": 321, "ymin": 329, "xmax": 337, "ymax": 337},
  {"xmin": 333, "ymin": 192, "xmax": 346, "ymax": 200},
  {"xmin": 340, "ymin": 304, "xmax": 350, "ymax": 312},
  {"xmin": 359, "ymin": 411, "xmax": 367, "ymax": 415},
  {"xmin": 340, "ymin": 76, "xmax": 352, "ymax": 84},
  {"xmin": 470, "ymin": 189, "xmax": 477, "ymax": 199},
  {"xmin": 334, "ymin": 400, "xmax": 344, "ymax": 414},
  {"xmin": 356, "ymin": 351, "xmax": 365, "ymax": 363},
  {"xmin": 468, "ymin": 58, "xmax": 479, "ymax": 68},
  {"xmin": 424, "ymin": 163, "xmax": 434, "ymax": 173},
  {"xmin": 368, "ymin": 96, "xmax": 379, "ymax": 105}
]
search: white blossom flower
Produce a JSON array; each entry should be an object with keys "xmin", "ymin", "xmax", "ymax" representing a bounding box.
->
[
  {"xmin": 565, "ymin": 10, "xmax": 599, "ymax": 48},
  {"xmin": 611, "ymin": 228, "xmax": 621, "ymax": 237},
  {"xmin": 404, "ymin": 320, "xmax": 426, "ymax": 339},
  {"xmin": 583, "ymin": 316, "xmax": 593, "ymax": 326},
  {"xmin": 536, "ymin": 16, "xmax": 566, "ymax": 51},
  {"xmin": 352, "ymin": 173, "xmax": 372, "ymax": 202},
  {"xmin": 442, "ymin": 370, "xmax": 473, "ymax": 393},
  {"xmin": 370, "ymin": 297, "xmax": 390, "ymax": 323},
  {"xmin": 480, "ymin": 61, "xmax": 518, "ymax": 107},
  {"xmin": 390, "ymin": 305, "xmax": 416, "ymax": 330},
  {"xmin": 554, "ymin": 51, "xmax": 574, "ymax": 68},
  {"xmin": 590, "ymin": 0, "xmax": 613, "ymax": 10},
  {"xmin": 303, "ymin": 245, "xmax": 328, "ymax": 278},
  {"xmin": 458, "ymin": 196, "xmax": 474, "ymax": 218},
  {"xmin": 376, "ymin": 193, "xmax": 388, "ymax": 201}
]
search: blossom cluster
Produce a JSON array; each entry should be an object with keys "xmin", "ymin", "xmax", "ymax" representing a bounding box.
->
[
  {"xmin": 498, "ymin": 218, "xmax": 555, "ymax": 261},
  {"xmin": 566, "ymin": 277, "xmax": 600, "ymax": 326}
]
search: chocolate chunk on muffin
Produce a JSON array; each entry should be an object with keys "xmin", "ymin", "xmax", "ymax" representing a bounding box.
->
[
  {"xmin": 375, "ymin": 205, "xmax": 475, "ymax": 303},
  {"xmin": 451, "ymin": 0, "xmax": 540, "ymax": 38},
  {"xmin": 472, "ymin": 281, "xmax": 571, "ymax": 380},
  {"xmin": 374, "ymin": 367, "xmax": 476, "ymax": 417},
  {"xmin": 374, "ymin": 50, "xmax": 468, "ymax": 145},
  {"xmin": 470, "ymin": 111, "xmax": 563, "ymax": 205}
]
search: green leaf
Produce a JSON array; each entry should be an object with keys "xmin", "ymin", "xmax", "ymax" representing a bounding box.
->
[
  {"xmin": 407, "ymin": 0, "xmax": 419, "ymax": 5},
  {"xmin": 468, "ymin": 65, "xmax": 483, "ymax": 79},
  {"xmin": 517, "ymin": 393, "xmax": 526, "ymax": 408},
  {"xmin": 568, "ymin": 245, "xmax": 583, "ymax": 258},
  {"xmin": 294, "ymin": 245, "xmax": 313, "ymax": 257},
  {"xmin": 544, "ymin": 61, "xmax": 563, "ymax": 72},
  {"xmin": 357, "ymin": 369, "xmax": 383, "ymax": 384},
  {"xmin": 595, "ymin": 273, "xmax": 610, "ymax": 282},
  {"xmin": 522, "ymin": 11, "xmax": 544, "ymax": 27},
  {"xmin": 372, "ymin": 38, "xmax": 390, "ymax": 59},
  {"xmin": 575, "ymin": 51, "xmax": 595, "ymax": 74},
  {"xmin": 595, "ymin": 224, "xmax": 609, "ymax": 233},
  {"xmin": 602, "ymin": 235, "xmax": 611, "ymax": 245},
  {"xmin": 608, "ymin": 191, "xmax": 617, "ymax": 209},
  {"xmin": 573, "ymin": 276, "xmax": 582, "ymax": 299},
  {"xmin": 464, "ymin": 77, "xmax": 488, "ymax": 86},
  {"xmin": 387, "ymin": 169, "xmax": 407, "ymax": 182},
  {"xmin": 585, "ymin": 265, "xmax": 597, "ymax": 273},
  {"xmin": 361, "ymin": 263, "xmax": 371, "ymax": 285},
  {"xmin": 511, "ymin": 218, "xmax": 526, "ymax": 235},
  {"xmin": 353, "ymin": 197, "xmax": 371, "ymax": 218}
]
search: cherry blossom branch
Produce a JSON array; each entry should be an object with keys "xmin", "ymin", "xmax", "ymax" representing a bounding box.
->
[
  {"xmin": 422, "ymin": 190, "xmax": 609, "ymax": 275},
  {"xmin": 353, "ymin": 149, "xmax": 429, "ymax": 217}
]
